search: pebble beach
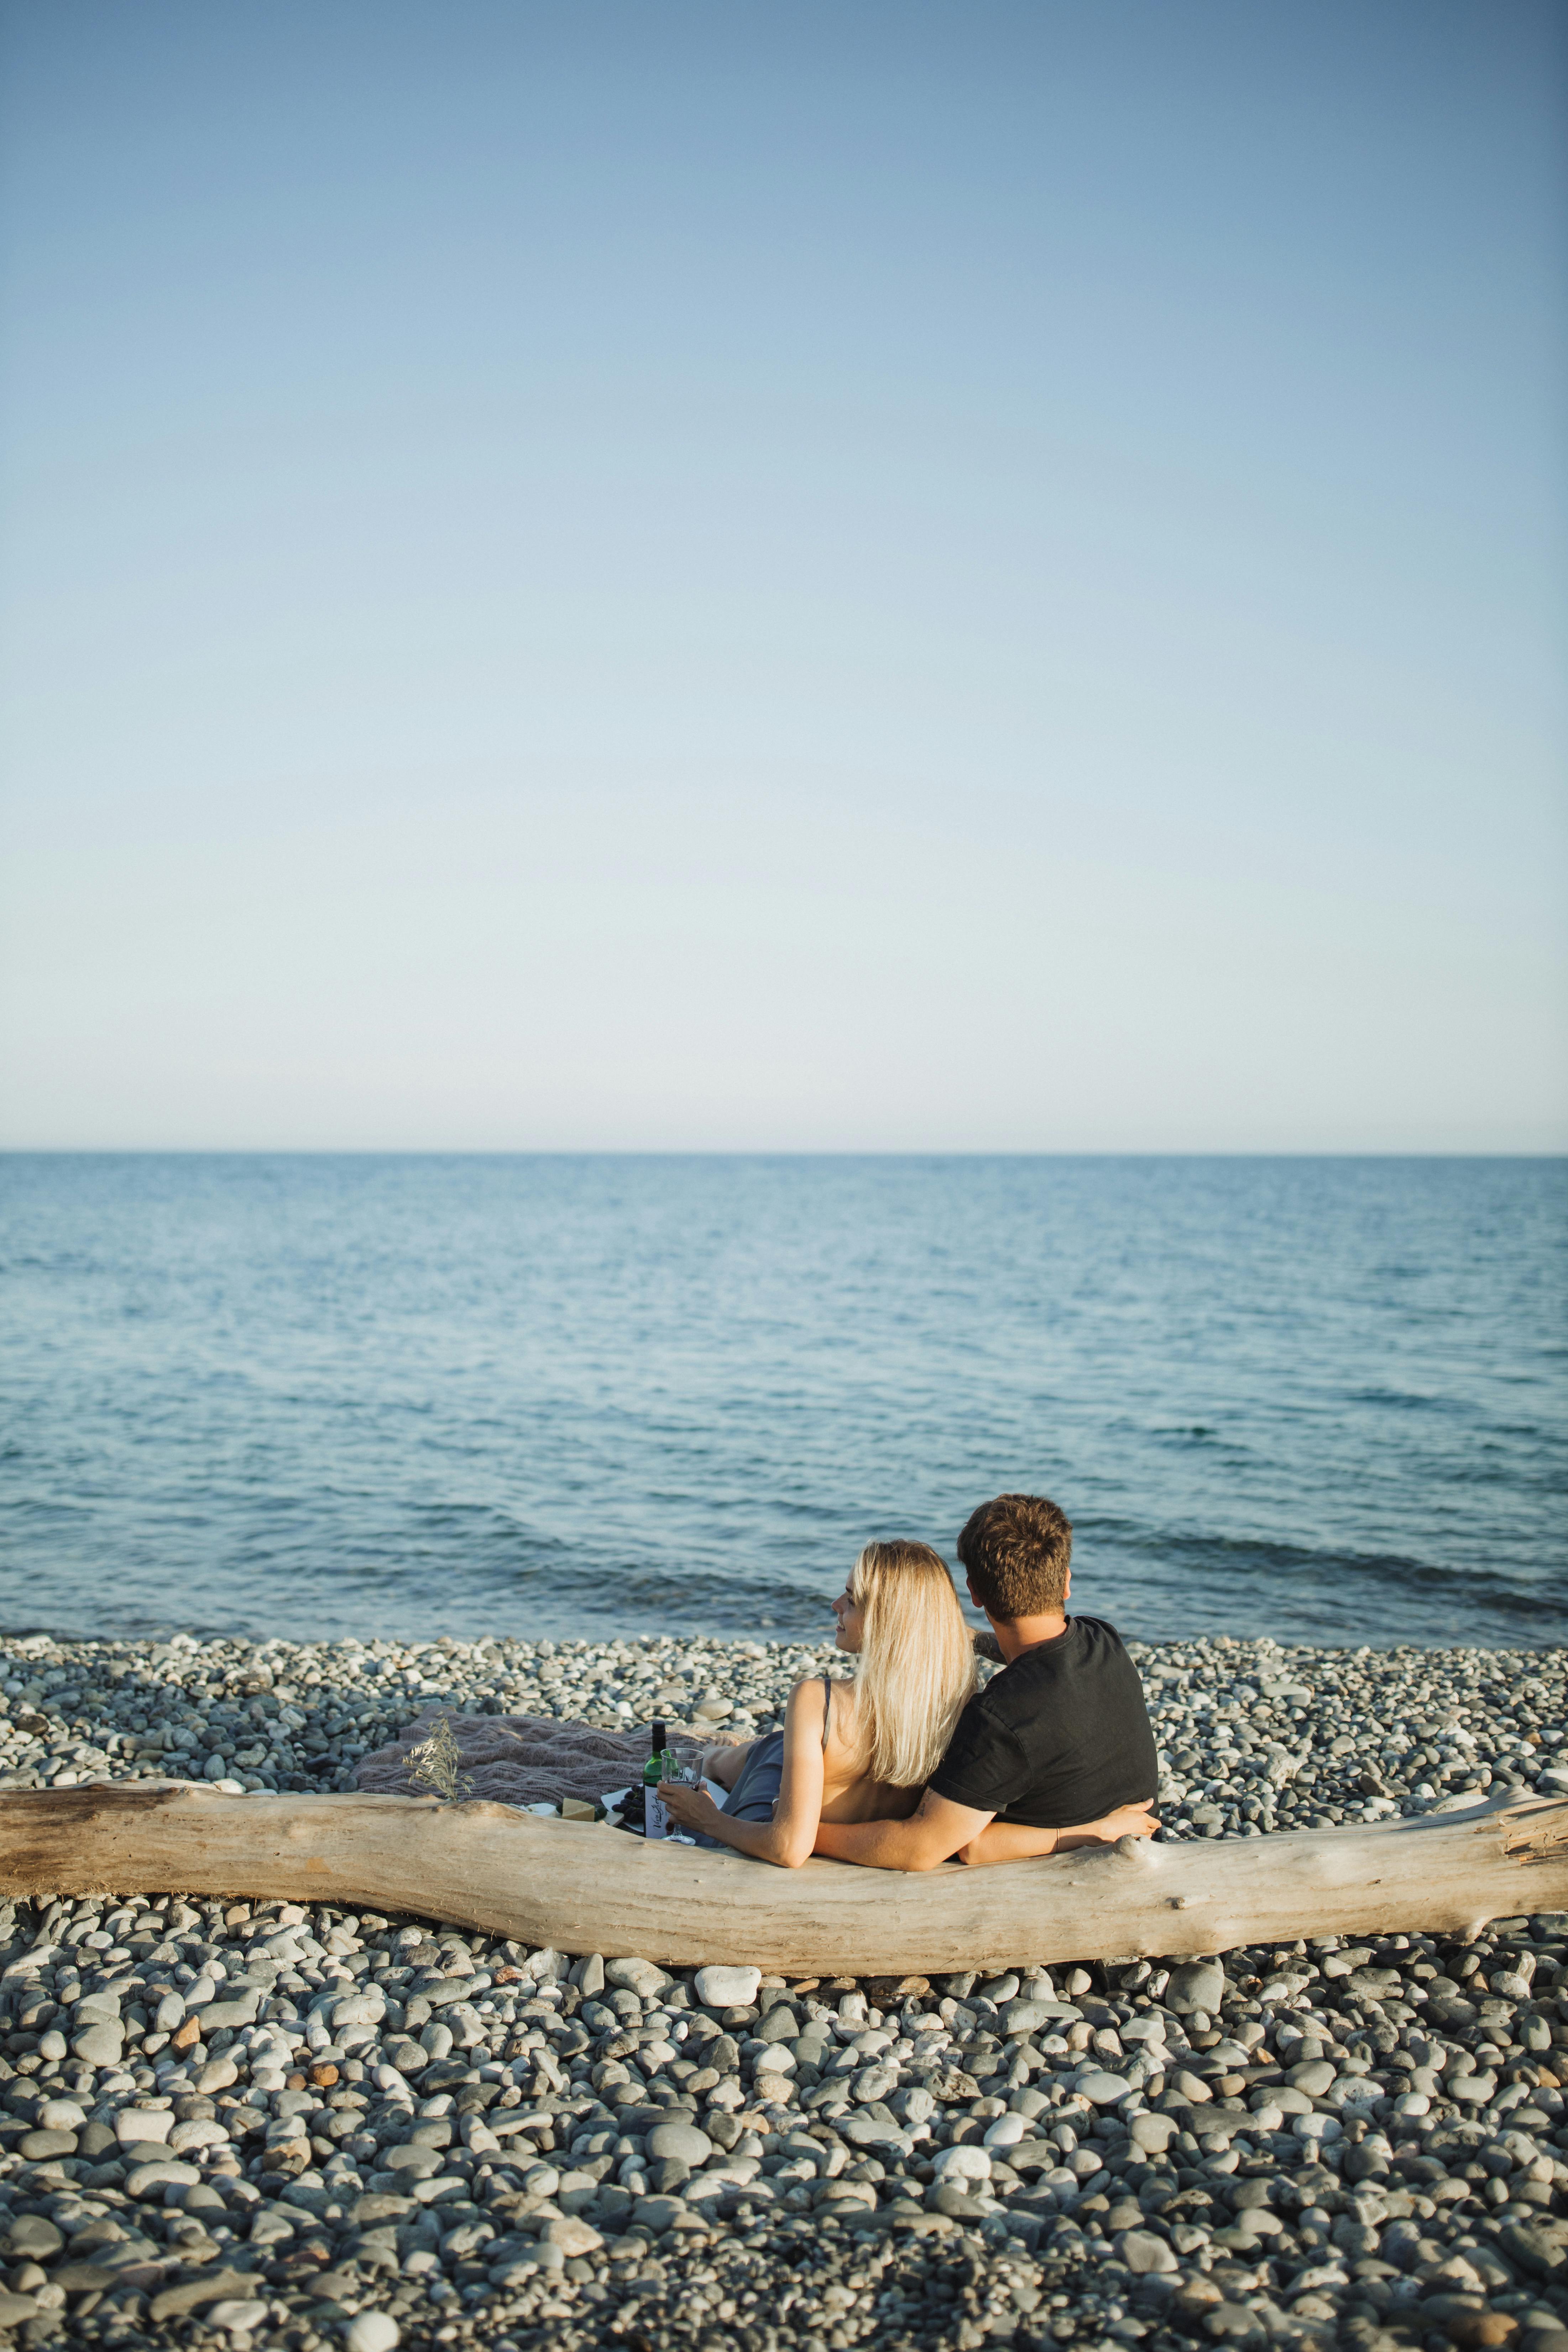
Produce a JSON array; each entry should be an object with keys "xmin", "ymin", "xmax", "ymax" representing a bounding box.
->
[{"xmin": 2, "ymin": 1627, "xmax": 1567, "ymax": 2352}]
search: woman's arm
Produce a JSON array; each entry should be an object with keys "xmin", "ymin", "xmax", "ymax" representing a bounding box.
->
[
  {"xmin": 957, "ymin": 1800, "xmax": 1158, "ymax": 1868},
  {"xmin": 656, "ymin": 1678, "xmax": 829, "ymax": 1868}
]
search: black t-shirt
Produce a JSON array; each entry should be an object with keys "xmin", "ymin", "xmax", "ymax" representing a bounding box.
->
[{"xmin": 927, "ymin": 1616, "xmax": 1158, "ymax": 1827}]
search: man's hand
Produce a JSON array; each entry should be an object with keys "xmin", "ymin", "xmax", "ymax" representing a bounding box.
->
[
  {"xmin": 812, "ymin": 1788, "xmax": 994, "ymax": 1872},
  {"xmin": 1098, "ymin": 1801, "xmax": 1159, "ymax": 1842}
]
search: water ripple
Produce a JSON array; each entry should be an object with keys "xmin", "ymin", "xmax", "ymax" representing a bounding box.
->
[{"xmin": 0, "ymin": 1154, "xmax": 1563, "ymax": 1649}]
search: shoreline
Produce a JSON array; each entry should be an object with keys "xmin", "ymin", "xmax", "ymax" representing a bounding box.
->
[
  {"xmin": 1, "ymin": 1631, "xmax": 1565, "ymax": 2352},
  {"xmin": 2, "ymin": 1628, "xmax": 1561, "ymax": 1833}
]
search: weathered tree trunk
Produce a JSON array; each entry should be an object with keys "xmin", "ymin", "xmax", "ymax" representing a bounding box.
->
[{"xmin": 2, "ymin": 1783, "xmax": 1562, "ymax": 1974}]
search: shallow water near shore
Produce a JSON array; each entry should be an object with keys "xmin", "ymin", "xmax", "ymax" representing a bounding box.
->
[{"xmin": 1, "ymin": 1154, "xmax": 1563, "ymax": 1649}]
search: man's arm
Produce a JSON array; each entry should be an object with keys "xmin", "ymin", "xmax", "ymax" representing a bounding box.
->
[
  {"xmin": 812, "ymin": 1788, "xmax": 994, "ymax": 1872},
  {"xmin": 957, "ymin": 1800, "xmax": 1159, "ymax": 1867}
]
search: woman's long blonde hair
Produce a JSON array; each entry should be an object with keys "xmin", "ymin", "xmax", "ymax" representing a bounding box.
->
[{"xmin": 843, "ymin": 1540, "xmax": 977, "ymax": 1789}]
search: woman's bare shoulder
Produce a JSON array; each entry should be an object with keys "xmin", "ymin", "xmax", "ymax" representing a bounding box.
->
[{"xmin": 784, "ymin": 1673, "xmax": 831, "ymax": 1723}]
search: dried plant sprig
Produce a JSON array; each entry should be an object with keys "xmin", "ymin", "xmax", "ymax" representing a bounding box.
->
[{"xmin": 404, "ymin": 1711, "xmax": 474, "ymax": 1805}]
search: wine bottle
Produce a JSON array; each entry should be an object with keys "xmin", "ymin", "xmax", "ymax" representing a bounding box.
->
[{"xmin": 644, "ymin": 1720, "xmax": 670, "ymax": 1840}]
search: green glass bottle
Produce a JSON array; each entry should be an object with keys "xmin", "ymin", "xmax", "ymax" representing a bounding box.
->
[{"xmin": 644, "ymin": 1720, "xmax": 669, "ymax": 1840}]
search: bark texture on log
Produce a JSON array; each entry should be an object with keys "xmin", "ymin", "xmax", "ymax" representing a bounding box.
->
[{"xmin": 2, "ymin": 1783, "xmax": 1562, "ymax": 1973}]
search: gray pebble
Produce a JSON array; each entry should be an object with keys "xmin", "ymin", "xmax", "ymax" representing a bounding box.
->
[
  {"xmin": 1118, "ymin": 2226, "xmax": 1178, "ymax": 2273},
  {"xmin": 69, "ymin": 2022, "xmax": 124, "ymax": 2066},
  {"xmin": 1074, "ymin": 2069, "xmax": 1132, "ymax": 2106},
  {"xmin": 1165, "ymin": 1958, "xmax": 1226, "ymax": 2014},
  {"xmin": 647, "ymin": 2120, "xmax": 713, "ymax": 2164}
]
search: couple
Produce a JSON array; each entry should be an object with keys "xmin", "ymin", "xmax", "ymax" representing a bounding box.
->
[{"xmin": 659, "ymin": 1493, "xmax": 1159, "ymax": 1871}]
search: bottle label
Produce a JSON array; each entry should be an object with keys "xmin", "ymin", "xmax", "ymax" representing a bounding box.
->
[{"xmin": 646, "ymin": 1787, "xmax": 669, "ymax": 1841}]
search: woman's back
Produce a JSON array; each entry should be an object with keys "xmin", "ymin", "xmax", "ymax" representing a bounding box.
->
[{"xmin": 815, "ymin": 1673, "xmax": 924, "ymax": 1823}]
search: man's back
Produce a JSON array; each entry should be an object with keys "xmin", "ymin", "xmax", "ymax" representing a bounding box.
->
[{"xmin": 927, "ymin": 1615, "xmax": 1158, "ymax": 1828}]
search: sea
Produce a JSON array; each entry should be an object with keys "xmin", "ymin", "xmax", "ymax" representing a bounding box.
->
[{"xmin": 0, "ymin": 1155, "xmax": 1563, "ymax": 1653}]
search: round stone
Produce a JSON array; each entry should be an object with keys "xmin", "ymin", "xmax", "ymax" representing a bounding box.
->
[
  {"xmin": 1206, "ymin": 2300, "xmax": 1268, "ymax": 2342},
  {"xmin": 631, "ymin": 2195, "xmax": 689, "ymax": 2234},
  {"xmin": 37, "ymin": 2100, "xmax": 87, "ymax": 2131},
  {"xmin": 538, "ymin": 2216, "xmax": 603, "ymax": 2256},
  {"xmin": 1287, "ymin": 2060, "xmax": 1336, "ymax": 2096},
  {"xmin": 647, "ymin": 2121, "xmax": 712, "ymax": 2165},
  {"xmin": 1076, "ymin": 2069, "xmax": 1133, "ymax": 2106},
  {"xmin": 126, "ymin": 2158, "xmax": 203, "ymax": 2196},
  {"xmin": 604, "ymin": 1958, "xmax": 671, "ymax": 1998},
  {"xmin": 116, "ymin": 2108, "xmax": 174, "ymax": 2146},
  {"xmin": 1002, "ymin": 1998, "xmax": 1065, "ymax": 2037},
  {"xmin": 839, "ymin": 2112, "xmax": 908, "ymax": 2152},
  {"xmin": 982, "ymin": 2113, "xmax": 1027, "ymax": 2148},
  {"xmin": 350, "ymin": 2194, "xmax": 417, "ymax": 2227},
  {"xmin": 1119, "ymin": 2227, "xmax": 1178, "ymax": 2274},
  {"xmin": 333, "ymin": 1989, "xmax": 385, "ymax": 2028},
  {"xmin": 411, "ymin": 2174, "xmax": 465, "ymax": 2204},
  {"xmin": 1165, "ymin": 1960, "xmax": 1226, "ymax": 2016},
  {"xmin": 693, "ymin": 1966, "xmax": 761, "ymax": 2009},
  {"xmin": 2, "ymin": 2219, "xmax": 62, "ymax": 2260},
  {"xmin": 344, "ymin": 2314, "xmax": 401, "ymax": 2352},
  {"xmin": 931, "ymin": 2144, "xmax": 991, "ymax": 2183},
  {"xmin": 71, "ymin": 2023, "xmax": 124, "ymax": 2067},
  {"xmin": 205, "ymin": 2302, "xmax": 268, "ymax": 2333}
]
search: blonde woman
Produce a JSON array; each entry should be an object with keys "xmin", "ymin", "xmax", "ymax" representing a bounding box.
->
[{"xmin": 657, "ymin": 1541, "xmax": 1147, "ymax": 1870}]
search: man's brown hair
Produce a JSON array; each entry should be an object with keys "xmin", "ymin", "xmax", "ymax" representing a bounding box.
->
[{"xmin": 957, "ymin": 1493, "xmax": 1072, "ymax": 1621}]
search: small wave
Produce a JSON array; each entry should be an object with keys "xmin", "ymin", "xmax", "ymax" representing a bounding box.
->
[{"xmin": 2, "ymin": 1154, "xmax": 1563, "ymax": 1652}]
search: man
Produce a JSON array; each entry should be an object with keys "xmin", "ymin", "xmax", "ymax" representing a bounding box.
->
[{"xmin": 812, "ymin": 1493, "xmax": 1159, "ymax": 1871}]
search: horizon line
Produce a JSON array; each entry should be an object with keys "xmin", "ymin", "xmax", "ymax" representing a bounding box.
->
[{"xmin": 2, "ymin": 1146, "xmax": 1564, "ymax": 1164}]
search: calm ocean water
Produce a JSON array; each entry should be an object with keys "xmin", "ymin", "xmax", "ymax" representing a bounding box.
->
[{"xmin": 0, "ymin": 1156, "xmax": 1563, "ymax": 1651}]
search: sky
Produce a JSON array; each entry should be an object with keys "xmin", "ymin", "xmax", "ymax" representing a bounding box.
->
[{"xmin": 0, "ymin": 1, "xmax": 1563, "ymax": 1152}]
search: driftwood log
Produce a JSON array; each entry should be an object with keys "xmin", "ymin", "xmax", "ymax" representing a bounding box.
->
[{"xmin": 2, "ymin": 1783, "xmax": 1564, "ymax": 1975}]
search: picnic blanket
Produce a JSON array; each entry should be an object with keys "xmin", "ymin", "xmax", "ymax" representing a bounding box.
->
[{"xmin": 353, "ymin": 1707, "xmax": 743, "ymax": 1810}]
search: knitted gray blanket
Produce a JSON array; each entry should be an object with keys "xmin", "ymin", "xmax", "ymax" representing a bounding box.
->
[{"xmin": 353, "ymin": 1707, "xmax": 741, "ymax": 1809}]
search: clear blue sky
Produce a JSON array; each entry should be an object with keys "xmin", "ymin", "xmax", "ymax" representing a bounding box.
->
[{"xmin": 1, "ymin": 1, "xmax": 1563, "ymax": 1150}]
